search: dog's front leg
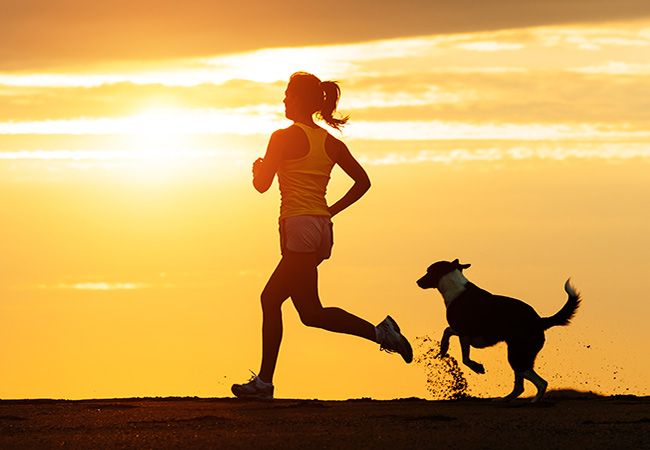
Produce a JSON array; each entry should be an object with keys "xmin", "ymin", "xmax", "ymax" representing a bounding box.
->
[
  {"xmin": 439, "ymin": 327, "xmax": 457, "ymax": 357},
  {"xmin": 460, "ymin": 335, "xmax": 485, "ymax": 374}
]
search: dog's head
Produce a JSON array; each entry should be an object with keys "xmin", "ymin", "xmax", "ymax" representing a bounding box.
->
[{"xmin": 417, "ymin": 259, "xmax": 471, "ymax": 290}]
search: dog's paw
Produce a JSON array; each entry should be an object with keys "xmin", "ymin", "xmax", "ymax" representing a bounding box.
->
[{"xmin": 468, "ymin": 362, "xmax": 485, "ymax": 374}]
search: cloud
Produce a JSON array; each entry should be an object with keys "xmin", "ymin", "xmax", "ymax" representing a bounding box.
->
[
  {"xmin": 1, "ymin": 23, "xmax": 649, "ymax": 155},
  {"xmin": 345, "ymin": 72, "xmax": 650, "ymax": 126},
  {"xmin": 2, "ymin": 23, "xmax": 649, "ymax": 127},
  {"xmin": 0, "ymin": 106, "xmax": 284, "ymax": 136},
  {"xmin": 354, "ymin": 143, "xmax": 650, "ymax": 165},
  {"xmin": 5, "ymin": 140, "xmax": 650, "ymax": 168},
  {"xmin": 347, "ymin": 121, "xmax": 650, "ymax": 141},
  {"xmin": 2, "ymin": 0, "xmax": 650, "ymax": 70},
  {"xmin": 456, "ymin": 42, "xmax": 525, "ymax": 51},
  {"xmin": 0, "ymin": 80, "xmax": 283, "ymax": 121},
  {"xmin": 47, "ymin": 282, "xmax": 150, "ymax": 290},
  {"xmin": 573, "ymin": 62, "xmax": 650, "ymax": 74},
  {"xmin": 3, "ymin": 70, "xmax": 648, "ymax": 133}
]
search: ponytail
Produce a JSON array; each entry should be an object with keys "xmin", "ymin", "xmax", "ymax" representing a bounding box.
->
[
  {"xmin": 318, "ymin": 81, "xmax": 349, "ymax": 130},
  {"xmin": 288, "ymin": 72, "xmax": 350, "ymax": 130}
]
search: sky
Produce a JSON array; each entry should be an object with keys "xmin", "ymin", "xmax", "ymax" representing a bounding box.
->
[
  {"xmin": 1, "ymin": 1, "xmax": 649, "ymax": 400},
  {"xmin": 2, "ymin": 0, "xmax": 650, "ymax": 68}
]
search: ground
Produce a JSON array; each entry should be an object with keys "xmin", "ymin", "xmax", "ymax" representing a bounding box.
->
[{"xmin": 1, "ymin": 392, "xmax": 648, "ymax": 449}]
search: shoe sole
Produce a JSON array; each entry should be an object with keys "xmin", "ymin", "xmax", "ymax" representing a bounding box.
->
[
  {"xmin": 386, "ymin": 316, "xmax": 413, "ymax": 364},
  {"xmin": 231, "ymin": 385, "xmax": 274, "ymax": 401},
  {"xmin": 399, "ymin": 335, "xmax": 413, "ymax": 364},
  {"xmin": 233, "ymin": 394, "xmax": 274, "ymax": 402}
]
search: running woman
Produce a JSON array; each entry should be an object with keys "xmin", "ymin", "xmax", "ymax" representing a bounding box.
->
[{"xmin": 232, "ymin": 72, "xmax": 412, "ymax": 400}]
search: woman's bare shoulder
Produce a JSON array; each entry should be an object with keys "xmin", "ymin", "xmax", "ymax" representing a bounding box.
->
[
  {"xmin": 269, "ymin": 125, "xmax": 310, "ymax": 159},
  {"xmin": 325, "ymin": 133, "xmax": 348, "ymax": 161},
  {"xmin": 272, "ymin": 124, "xmax": 307, "ymax": 142}
]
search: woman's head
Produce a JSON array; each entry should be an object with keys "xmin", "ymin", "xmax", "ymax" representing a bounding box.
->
[{"xmin": 285, "ymin": 72, "xmax": 349, "ymax": 130}]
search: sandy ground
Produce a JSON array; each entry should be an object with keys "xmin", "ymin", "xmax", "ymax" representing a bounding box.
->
[{"xmin": 0, "ymin": 392, "xmax": 648, "ymax": 449}]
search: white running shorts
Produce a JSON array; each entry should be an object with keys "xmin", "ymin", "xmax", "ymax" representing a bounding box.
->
[{"xmin": 279, "ymin": 215, "xmax": 333, "ymax": 261}]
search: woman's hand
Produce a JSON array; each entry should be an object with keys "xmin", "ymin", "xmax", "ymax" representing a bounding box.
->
[{"xmin": 253, "ymin": 157, "xmax": 264, "ymax": 178}]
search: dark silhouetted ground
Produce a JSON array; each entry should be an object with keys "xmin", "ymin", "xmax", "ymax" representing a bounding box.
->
[{"xmin": 1, "ymin": 392, "xmax": 648, "ymax": 449}]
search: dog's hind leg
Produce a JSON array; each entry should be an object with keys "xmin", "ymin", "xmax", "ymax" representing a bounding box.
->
[
  {"xmin": 460, "ymin": 335, "xmax": 485, "ymax": 374},
  {"xmin": 522, "ymin": 369, "xmax": 548, "ymax": 403},
  {"xmin": 495, "ymin": 373, "xmax": 524, "ymax": 402},
  {"xmin": 504, "ymin": 335, "xmax": 546, "ymax": 402}
]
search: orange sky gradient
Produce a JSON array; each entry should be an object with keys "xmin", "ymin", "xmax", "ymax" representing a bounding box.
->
[{"xmin": 1, "ymin": 1, "xmax": 649, "ymax": 400}]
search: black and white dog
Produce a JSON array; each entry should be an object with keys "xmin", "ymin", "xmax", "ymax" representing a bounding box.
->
[{"xmin": 417, "ymin": 259, "xmax": 581, "ymax": 403}]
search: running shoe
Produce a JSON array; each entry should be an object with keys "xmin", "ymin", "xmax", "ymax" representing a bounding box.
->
[
  {"xmin": 231, "ymin": 372, "xmax": 274, "ymax": 400},
  {"xmin": 377, "ymin": 315, "xmax": 413, "ymax": 363}
]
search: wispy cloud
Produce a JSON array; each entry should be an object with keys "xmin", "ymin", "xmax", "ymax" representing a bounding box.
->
[
  {"xmin": 11, "ymin": 269, "xmax": 266, "ymax": 291},
  {"xmin": 349, "ymin": 121, "xmax": 650, "ymax": 141},
  {"xmin": 0, "ymin": 149, "xmax": 238, "ymax": 161},
  {"xmin": 531, "ymin": 26, "xmax": 650, "ymax": 50},
  {"xmin": 572, "ymin": 62, "xmax": 650, "ymax": 74},
  {"xmin": 356, "ymin": 143, "xmax": 650, "ymax": 165},
  {"xmin": 2, "ymin": 116, "xmax": 647, "ymax": 143},
  {"xmin": 4, "ymin": 142, "xmax": 649, "ymax": 168},
  {"xmin": 0, "ymin": 107, "xmax": 282, "ymax": 135},
  {"xmin": 456, "ymin": 42, "xmax": 525, "ymax": 52},
  {"xmin": 34, "ymin": 282, "xmax": 151, "ymax": 291}
]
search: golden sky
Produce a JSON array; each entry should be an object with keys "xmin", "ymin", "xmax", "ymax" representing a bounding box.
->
[
  {"xmin": 1, "ymin": 1, "xmax": 649, "ymax": 400},
  {"xmin": 2, "ymin": 0, "xmax": 650, "ymax": 69}
]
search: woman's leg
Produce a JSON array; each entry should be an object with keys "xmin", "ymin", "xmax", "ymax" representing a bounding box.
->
[
  {"xmin": 258, "ymin": 257, "xmax": 293, "ymax": 384},
  {"xmin": 292, "ymin": 259, "xmax": 413, "ymax": 364},
  {"xmin": 288, "ymin": 252, "xmax": 376, "ymax": 341},
  {"xmin": 258, "ymin": 251, "xmax": 376, "ymax": 383}
]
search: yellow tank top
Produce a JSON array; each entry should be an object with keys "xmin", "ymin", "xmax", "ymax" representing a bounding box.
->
[{"xmin": 278, "ymin": 123, "xmax": 335, "ymax": 221}]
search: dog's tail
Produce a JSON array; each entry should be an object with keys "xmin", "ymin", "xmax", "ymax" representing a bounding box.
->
[{"xmin": 540, "ymin": 279, "xmax": 581, "ymax": 330}]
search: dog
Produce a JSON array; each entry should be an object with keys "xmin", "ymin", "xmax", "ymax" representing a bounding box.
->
[{"xmin": 417, "ymin": 259, "xmax": 581, "ymax": 403}]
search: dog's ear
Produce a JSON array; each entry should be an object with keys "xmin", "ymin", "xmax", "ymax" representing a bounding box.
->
[{"xmin": 452, "ymin": 259, "xmax": 471, "ymax": 271}]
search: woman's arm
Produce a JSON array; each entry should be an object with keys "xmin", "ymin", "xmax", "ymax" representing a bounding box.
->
[
  {"xmin": 328, "ymin": 141, "xmax": 371, "ymax": 217},
  {"xmin": 252, "ymin": 130, "xmax": 286, "ymax": 193}
]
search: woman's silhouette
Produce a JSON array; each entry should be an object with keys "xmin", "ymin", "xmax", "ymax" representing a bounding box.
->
[{"xmin": 232, "ymin": 72, "xmax": 411, "ymax": 400}]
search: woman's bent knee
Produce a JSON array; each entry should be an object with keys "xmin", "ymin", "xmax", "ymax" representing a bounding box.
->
[{"xmin": 298, "ymin": 309, "xmax": 325, "ymax": 328}]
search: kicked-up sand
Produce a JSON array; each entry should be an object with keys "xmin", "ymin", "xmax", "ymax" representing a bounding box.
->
[{"xmin": 0, "ymin": 392, "xmax": 648, "ymax": 449}]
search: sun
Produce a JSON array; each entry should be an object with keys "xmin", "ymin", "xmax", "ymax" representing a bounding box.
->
[
  {"xmin": 127, "ymin": 109, "xmax": 190, "ymax": 155},
  {"xmin": 118, "ymin": 108, "xmax": 255, "ymax": 185},
  {"xmin": 111, "ymin": 108, "xmax": 201, "ymax": 184}
]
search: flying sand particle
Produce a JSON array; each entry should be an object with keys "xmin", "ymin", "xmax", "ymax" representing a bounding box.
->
[{"xmin": 414, "ymin": 336, "xmax": 471, "ymax": 400}]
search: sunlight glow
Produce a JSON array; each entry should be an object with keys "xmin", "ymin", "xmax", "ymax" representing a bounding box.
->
[
  {"xmin": 0, "ymin": 107, "xmax": 283, "ymax": 136},
  {"xmin": 0, "ymin": 149, "xmax": 228, "ymax": 160}
]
